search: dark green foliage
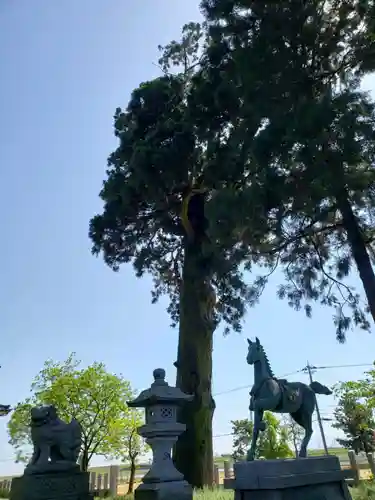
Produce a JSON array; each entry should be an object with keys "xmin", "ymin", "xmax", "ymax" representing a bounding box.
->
[
  {"xmin": 202, "ymin": 0, "xmax": 375, "ymax": 78},
  {"xmin": 199, "ymin": 0, "xmax": 375, "ymax": 341},
  {"xmin": 89, "ymin": 24, "xmax": 267, "ymax": 334}
]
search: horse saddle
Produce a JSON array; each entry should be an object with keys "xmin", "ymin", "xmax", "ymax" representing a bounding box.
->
[{"xmin": 277, "ymin": 379, "xmax": 299, "ymax": 404}]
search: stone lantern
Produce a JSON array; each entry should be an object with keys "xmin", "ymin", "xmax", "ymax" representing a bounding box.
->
[
  {"xmin": 0, "ymin": 404, "xmax": 11, "ymax": 416},
  {"xmin": 127, "ymin": 368, "xmax": 193, "ymax": 500}
]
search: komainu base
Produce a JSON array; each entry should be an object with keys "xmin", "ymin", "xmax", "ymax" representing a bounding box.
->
[{"xmin": 10, "ymin": 470, "xmax": 93, "ymax": 500}]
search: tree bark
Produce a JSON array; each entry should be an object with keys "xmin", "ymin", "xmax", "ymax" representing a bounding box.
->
[
  {"xmin": 336, "ymin": 187, "xmax": 375, "ymax": 323},
  {"xmin": 293, "ymin": 436, "xmax": 298, "ymax": 457},
  {"xmin": 80, "ymin": 447, "xmax": 89, "ymax": 472},
  {"xmin": 173, "ymin": 242, "xmax": 215, "ymax": 488},
  {"xmin": 127, "ymin": 459, "xmax": 136, "ymax": 494}
]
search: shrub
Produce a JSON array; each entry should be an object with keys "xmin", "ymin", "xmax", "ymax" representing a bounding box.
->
[{"xmin": 351, "ymin": 481, "xmax": 375, "ymax": 499}]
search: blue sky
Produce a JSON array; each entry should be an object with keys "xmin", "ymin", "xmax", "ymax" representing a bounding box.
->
[{"xmin": 1, "ymin": 0, "xmax": 375, "ymax": 477}]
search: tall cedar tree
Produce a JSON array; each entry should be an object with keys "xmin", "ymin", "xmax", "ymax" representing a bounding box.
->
[
  {"xmin": 89, "ymin": 23, "xmax": 267, "ymax": 487},
  {"xmin": 201, "ymin": 0, "xmax": 375, "ymax": 340}
]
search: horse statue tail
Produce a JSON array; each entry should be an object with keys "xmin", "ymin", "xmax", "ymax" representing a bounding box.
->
[{"xmin": 310, "ymin": 381, "xmax": 332, "ymax": 395}]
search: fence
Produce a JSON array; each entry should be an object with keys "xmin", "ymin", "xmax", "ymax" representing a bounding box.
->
[
  {"xmin": 88, "ymin": 465, "xmax": 118, "ymax": 497},
  {"xmin": 89, "ymin": 451, "xmax": 375, "ymax": 495},
  {"xmin": 1, "ymin": 451, "xmax": 374, "ymax": 496}
]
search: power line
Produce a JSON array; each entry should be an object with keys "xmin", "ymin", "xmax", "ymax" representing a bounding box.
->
[
  {"xmin": 311, "ymin": 363, "xmax": 373, "ymax": 370},
  {"xmin": 213, "ymin": 362, "xmax": 372, "ymax": 398},
  {"xmin": 213, "ymin": 369, "xmax": 304, "ymax": 397},
  {"xmin": 213, "ymin": 385, "xmax": 253, "ymax": 397},
  {"xmin": 213, "ymin": 433, "xmax": 233, "ymax": 439}
]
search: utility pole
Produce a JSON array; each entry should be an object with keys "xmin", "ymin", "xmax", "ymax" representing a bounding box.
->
[{"xmin": 304, "ymin": 362, "xmax": 329, "ymax": 455}]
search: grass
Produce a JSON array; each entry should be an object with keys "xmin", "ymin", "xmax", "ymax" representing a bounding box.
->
[
  {"xmin": 308, "ymin": 447, "xmax": 349, "ymax": 457},
  {"xmin": 92, "ymin": 482, "xmax": 375, "ymax": 500},
  {"xmin": 351, "ymin": 482, "xmax": 375, "ymax": 499},
  {"xmin": 213, "ymin": 447, "xmax": 349, "ymax": 466},
  {"xmin": 1, "ymin": 483, "xmax": 373, "ymax": 499},
  {"xmin": 193, "ymin": 489, "xmax": 233, "ymax": 500},
  {"xmin": 94, "ymin": 490, "xmax": 233, "ymax": 500}
]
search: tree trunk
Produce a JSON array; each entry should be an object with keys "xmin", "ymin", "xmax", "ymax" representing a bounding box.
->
[
  {"xmin": 336, "ymin": 187, "xmax": 375, "ymax": 323},
  {"xmin": 127, "ymin": 459, "xmax": 136, "ymax": 494},
  {"xmin": 293, "ymin": 437, "xmax": 298, "ymax": 457},
  {"xmin": 80, "ymin": 447, "xmax": 89, "ymax": 472},
  {"xmin": 173, "ymin": 242, "xmax": 215, "ymax": 488}
]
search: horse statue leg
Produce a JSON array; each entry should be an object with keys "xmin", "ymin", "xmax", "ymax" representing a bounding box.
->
[
  {"xmin": 246, "ymin": 409, "xmax": 264, "ymax": 461},
  {"xmin": 299, "ymin": 413, "xmax": 313, "ymax": 458},
  {"xmin": 290, "ymin": 409, "xmax": 313, "ymax": 458}
]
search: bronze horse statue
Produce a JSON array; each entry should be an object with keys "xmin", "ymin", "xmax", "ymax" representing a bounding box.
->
[{"xmin": 246, "ymin": 337, "xmax": 332, "ymax": 460}]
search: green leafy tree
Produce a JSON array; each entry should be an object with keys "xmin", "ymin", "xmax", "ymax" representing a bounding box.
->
[
  {"xmin": 333, "ymin": 381, "xmax": 375, "ymax": 453},
  {"xmin": 231, "ymin": 419, "xmax": 252, "ymax": 461},
  {"xmin": 231, "ymin": 413, "xmax": 293, "ymax": 460},
  {"xmin": 8, "ymin": 353, "xmax": 135, "ymax": 471},
  {"xmin": 125, "ymin": 426, "xmax": 144, "ymax": 494},
  {"xmin": 111, "ymin": 409, "xmax": 148, "ymax": 494},
  {"xmin": 89, "ymin": 22, "xmax": 266, "ymax": 487},
  {"xmin": 200, "ymin": 0, "xmax": 375, "ymax": 340},
  {"xmin": 280, "ymin": 415, "xmax": 305, "ymax": 457}
]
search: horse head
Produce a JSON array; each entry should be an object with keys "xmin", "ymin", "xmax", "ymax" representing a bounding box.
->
[{"xmin": 246, "ymin": 337, "xmax": 262, "ymax": 365}]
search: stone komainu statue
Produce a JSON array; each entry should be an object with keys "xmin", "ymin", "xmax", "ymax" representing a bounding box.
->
[{"xmin": 26, "ymin": 405, "xmax": 82, "ymax": 473}]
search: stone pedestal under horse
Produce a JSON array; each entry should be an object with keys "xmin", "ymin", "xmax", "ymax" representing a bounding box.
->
[{"xmin": 246, "ymin": 337, "xmax": 332, "ymax": 460}]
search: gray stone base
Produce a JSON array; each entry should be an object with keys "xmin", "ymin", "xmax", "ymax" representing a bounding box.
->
[
  {"xmin": 224, "ymin": 456, "xmax": 352, "ymax": 500},
  {"xmin": 10, "ymin": 470, "xmax": 93, "ymax": 500},
  {"xmin": 135, "ymin": 480, "xmax": 193, "ymax": 500}
]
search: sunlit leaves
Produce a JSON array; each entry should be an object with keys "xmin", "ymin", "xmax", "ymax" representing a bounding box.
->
[
  {"xmin": 7, "ymin": 354, "xmax": 136, "ymax": 470},
  {"xmin": 333, "ymin": 375, "xmax": 375, "ymax": 452},
  {"xmin": 231, "ymin": 413, "xmax": 293, "ymax": 460}
]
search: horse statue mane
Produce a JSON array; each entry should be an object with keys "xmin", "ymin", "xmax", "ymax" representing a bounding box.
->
[{"xmin": 258, "ymin": 343, "xmax": 275, "ymax": 378}]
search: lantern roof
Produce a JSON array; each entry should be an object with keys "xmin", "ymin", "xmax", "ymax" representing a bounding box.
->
[{"xmin": 127, "ymin": 368, "xmax": 193, "ymax": 408}]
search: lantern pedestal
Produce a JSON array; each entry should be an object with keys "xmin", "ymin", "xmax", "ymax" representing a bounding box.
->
[
  {"xmin": 140, "ymin": 427, "xmax": 186, "ymax": 483},
  {"xmin": 127, "ymin": 368, "xmax": 194, "ymax": 500}
]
